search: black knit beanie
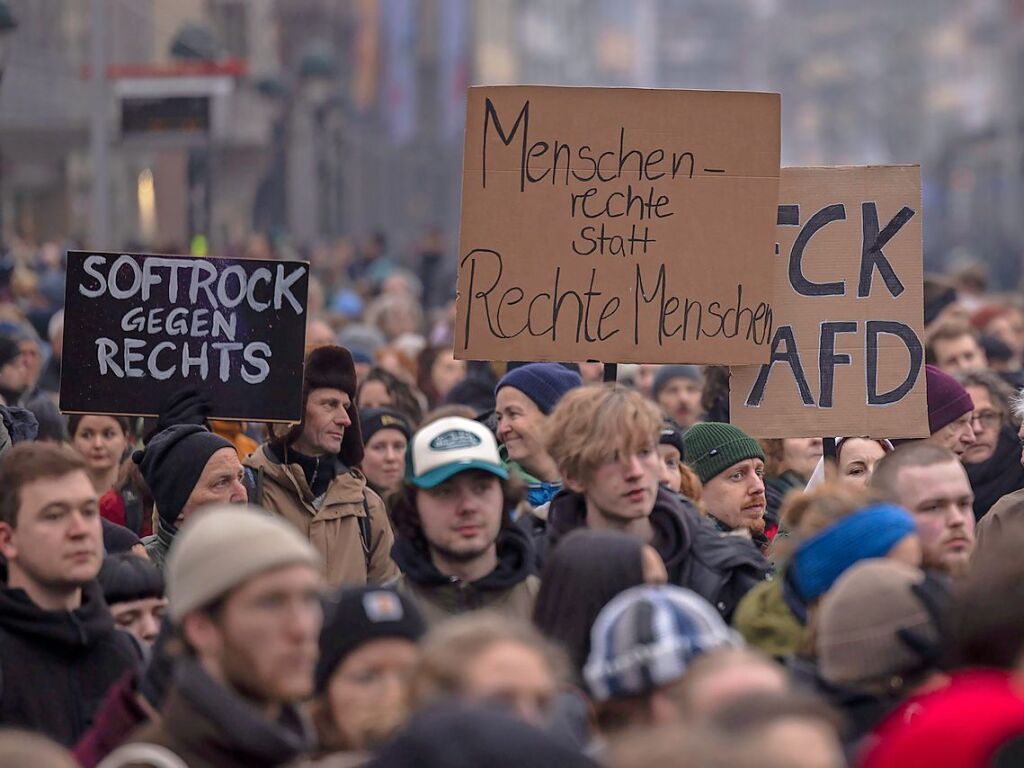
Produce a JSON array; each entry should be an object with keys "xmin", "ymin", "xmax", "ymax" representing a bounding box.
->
[
  {"xmin": 133, "ymin": 424, "xmax": 235, "ymax": 530},
  {"xmin": 315, "ymin": 586, "xmax": 425, "ymax": 693}
]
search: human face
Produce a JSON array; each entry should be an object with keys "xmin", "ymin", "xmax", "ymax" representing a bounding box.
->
[
  {"xmin": 570, "ymin": 442, "xmax": 661, "ymax": 528},
  {"xmin": 189, "ymin": 564, "xmax": 323, "ymax": 705},
  {"xmin": 495, "ymin": 387, "xmax": 550, "ymax": 469},
  {"xmin": 361, "ymin": 428, "xmax": 408, "ymax": 494},
  {"xmin": 430, "ymin": 350, "xmax": 465, "ymax": 400},
  {"xmin": 657, "ymin": 444, "xmax": 683, "ymax": 493},
  {"xmin": 416, "ymin": 470, "xmax": 504, "ymax": 564},
  {"xmin": 357, "ymin": 380, "xmax": 392, "ymax": 410},
  {"xmin": 702, "ymin": 459, "xmax": 767, "ymax": 534},
  {"xmin": 963, "ymin": 386, "xmax": 1002, "ymax": 464},
  {"xmin": 932, "ymin": 335, "xmax": 987, "ymax": 374},
  {"xmin": 781, "ymin": 438, "xmax": 823, "ymax": 480},
  {"xmin": 0, "ymin": 350, "xmax": 27, "ymax": 395},
  {"xmin": 72, "ymin": 415, "xmax": 128, "ymax": 474},
  {"xmin": 927, "ymin": 411, "xmax": 976, "ymax": 457},
  {"xmin": 326, "ymin": 638, "xmax": 419, "ymax": 749},
  {"xmin": 18, "ymin": 340, "xmax": 42, "ymax": 388},
  {"xmin": 577, "ymin": 361, "xmax": 605, "ymax": 384},
  {"xmin": 110, "ymin": 596, "xmax": 168, "ymax": 646},
  {"xmin": 836, "ymin": 438, "xmax": 887, "ymax": 489},
  {"xmin": 178, "ymin": 447, "xmax": 247, "ymax": 525},
  {"xmin": 894, "ymin": 462, "xmax": 975, "ymax": 577},
  {"xmin": 0, "ymin": 470, "xmax": 102, "ymax": 601},
  {"xmin": 656, "ymin": 377, "xmax": 703, "ymax": 427},
  {"xmin": 295, "ymin": 387, "xmax": 352, "ymax": 457},
  {"xmin": 462, "ymin": 641, "xmax": 556, "ymax": 727}
]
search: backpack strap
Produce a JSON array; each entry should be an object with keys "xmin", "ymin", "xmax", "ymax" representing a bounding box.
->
[
  {"xmin": 244, "ymin": 466, "xmax": 265, "ymax": 507},
  {"xmin": 359, "ymin": 492, "xmax": 373, "ymax": 578}
]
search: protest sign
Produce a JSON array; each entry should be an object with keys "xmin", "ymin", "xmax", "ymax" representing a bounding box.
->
[
  {"xmin": 60, "ymin": 251, "xmax": 309, "ymax": 422},
  {"xmin": 454, "ymin": 86, "xmax": 781, "ymax": 364},
  {"xmin": 730, "ymin": 166, "xmax": 928, "ymax": 438}
]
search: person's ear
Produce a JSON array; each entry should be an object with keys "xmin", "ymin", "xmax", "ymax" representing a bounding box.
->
[
  {"xmin": 0, "ymin": 521, "xmax": 17, "ymax": 562},
  {"xmin": 563, "ymin": 474, "xmax": 586, "ymax": 494}
]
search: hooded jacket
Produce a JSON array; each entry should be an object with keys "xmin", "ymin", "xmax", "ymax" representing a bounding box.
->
[
  {"xmin": 245, "ymin": 444, "xmax": 398, "ymax": 588},
  {"xmin": 532, "ymin": 487, "xmax": 769, "ymax": 620},
  {"xmin": 964, "ymin": 426, "xmax": 1024, "ymax": 521},
  {"xmin": 102, "ymin": 658, "xmax": 315, "ymax": 768},
  {"xmin": 391, "ymin": 525, "xmax": 540, "ymax": 626},
  {"xmin": 0, "ymin": 579, "xmax": 140, "ymax": 746}
]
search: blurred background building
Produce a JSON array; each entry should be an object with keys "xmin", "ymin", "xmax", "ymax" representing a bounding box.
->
[{"xmin": 0, "ymin": 0, "xmax": 1021, "ymax": 283}]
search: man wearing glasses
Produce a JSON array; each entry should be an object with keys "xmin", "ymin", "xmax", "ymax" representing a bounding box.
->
[{"xmin": 957, "ymin": 370, "xmax": 1024, "ymax": 520}]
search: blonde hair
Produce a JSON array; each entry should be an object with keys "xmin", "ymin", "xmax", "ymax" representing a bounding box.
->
[
  {"xmin": 544, "ymin": 384, "xmax": 662, "ymax": 483},
  {"xmin": 771, "ymin": 482, "xmax": 874, "ymax": 563}
]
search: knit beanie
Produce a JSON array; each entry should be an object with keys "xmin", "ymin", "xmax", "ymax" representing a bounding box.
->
[
  {"xmin": 495, "ymin": 363, "xmax": 582, "ymax": 415},
  {"xmin": 359, "ymin": 407, "xmax": 412, "ymax": 445},
  {"xmin": 315, "ymin": 586, "xmax": 426, "ymax": 693},
  {"xmin": 659, "ymin": 416, "xmax": 686, "ymax": 461},
  {"xmin": 816, "ymin": 559, "xmax": 947, "ymax": 694},
  {"xmin": 652, "ymin": 365, "xmax": 703, "ymax": 400},
  {"xmin": 926, "ymin": 364, "xmax": 974, "ymax": 434},
  {"xmin": 133, "ymin": 424, "xmax": 235, "ymax": 530},
  {"xmin": 166, "ymin": 504, "xmax": 321, "ymax": 621},
  {"xmin": 682, "ymin": 422, "xmax": 765, "ymax": 484},
  {"xmin": 790, "ymin": 504, "xmax": 917, "ymax": 602}
]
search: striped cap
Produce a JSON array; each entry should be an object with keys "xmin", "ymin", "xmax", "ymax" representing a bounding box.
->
[{"xmin": 583, "ymin": 585, "xmax": 741, "ymax": 702}]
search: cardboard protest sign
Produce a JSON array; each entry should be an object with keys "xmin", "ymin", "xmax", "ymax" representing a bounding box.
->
[
  {"xmin": 60, "ymin": 251, "xmax": 309, "ymax": 422},
  {"xmin": 454, "ymin": 86, "xmax": 781, "ymax": 364},
  {"xmin": 730, "ymin": 166, "xmax": 928, "ymax": 438}
]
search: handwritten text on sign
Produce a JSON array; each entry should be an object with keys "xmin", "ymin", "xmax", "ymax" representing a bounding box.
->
[
  {"xmin": 730, "ymin": 166, "xmax": 928, "ymax": 439},
  {"xmin": 60, "ymin": 251, "xmax": 309, "ymax": 422},
  {"xmin": 454, "ymin": 86, "xmax": 781, "ymax": 364}
]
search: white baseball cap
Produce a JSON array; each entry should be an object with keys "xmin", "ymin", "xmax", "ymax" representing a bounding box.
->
[{"xmin": 406, "ymin": 416, "xmax": 508, "ymax": 489}]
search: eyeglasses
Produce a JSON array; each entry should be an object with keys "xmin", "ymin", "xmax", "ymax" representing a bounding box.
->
[{"xmin": 971, "ymin": 410, "xmax": 1003, "ymax": 429}]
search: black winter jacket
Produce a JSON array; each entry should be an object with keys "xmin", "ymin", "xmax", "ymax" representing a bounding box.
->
[
  {"xmin": 528, "ymin": 487, "xmax": 770, "ymax": 620},
  {"xmin": 0, "ymin": 579, "xmax": 140, "ymax": 745}
]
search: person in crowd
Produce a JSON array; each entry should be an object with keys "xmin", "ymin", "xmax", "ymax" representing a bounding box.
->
[
  {"xmin": 533, "ymin": 529, "xmax": 666, "ymax": 683},
  {"xmin": 104, "ymin": 505, "xmax": 323, "ymax": 768},
  {"xmin": 976, "ymin": 303, "xmax": 1024, "ymax": 366},
  {"xmin": 926, "ymin": 321, "xmax": 988, "ymax": 374},
  {"xmin": 416, "ymin": 345, "xmax": 466, "ymax": 408},
  {"xmin": 37, "ymin": 308, "xmax": 63, "ymax": 394},
  {"xmin": 657, "ymin": 417, "xmax": 704, "ymax": 502},
  {"xmin": 356, "ymin": 366, "xmax": 424, "ymax": 427},
  {"xmin": 805, "ymin": 437, "xmax": 893, "ymax": 490},
  {"xmin": 538, "ymin": 384, "xmax": 769, "ymax": 620},
  {"xmin": 358, "ymin": 407, "xmax": 412, "ymax": 501},
  {"xmin": 0, "ymin": 334, "xmax": 28, "ymax": 406},
  {"xmin": 68, "ymin": 414, "xmax": 131, "ymax": 496},
  {"xmin": 757, "ymin": 437, "xmax": 822, "ymax": 542},
  {"xmin": 871, "ymin": 443, "xmax": 976, "ymax": 577},
  {"xmin": 307, "ymin": 318, "xmax": 337, "ymax": 349},
  {"xmin": 310, "ymin": 586, "xmax": 426, "ymax": 761},
  {"xmin": 410, "ymin": 611, "xmax": 566, "ymax": 727},
  {"xmin": 245, "ymin": 346, "xmax": 397, "ymax": 587},
  {"xmin": 0, "ymin": 443, "xmax": 139, "ymax": 745},
  {"xmin": 99, "ymin": 459, "xmax": 154, "ymax": 538},
  {"xmin": 0, "ymin": 321, "xmax": 44, "ymax": 402},
  {"xmin": 0, "ymin": 399, "xmax": 37, "ymax": 461},
  {"xmin": 813, "ymin": 560, "xmax": 951, "ymax": 754},
  {"xmin": 682, "ymin": 422, "xmax": 771, "ymax": 542},
  {"xmin": 652, "ymin": 365, "xmax": 704, "ymax": 428},
  {"xmin": 134, "ymin": 424, "xmax": 248, "ymax": 571},
  {"xmin": 495, "ymin": 362, "xmax": 582, "ymax": 509},
  {"xmin": 673, "ymin": 648, "xmax": 790, "ymax": 721},
  {"xmin": 956, "ymin": 370, "xmax": 1024, "ymax": 519},
  {"xmin": 584, "ymin": 584, "xmax": 740, "ymax": 736},
  {"xmin": 97, "ymin": 553, "xmax": 167, "ymax": 647},
  {"xmin": 390, "ymin": 416, "xmax": 539, "ymax": 625},
  {"xmin": 916, "ymin": 364, "xmax": 976, "ymax": 457},
  {"xmin": 25, "ymin": 392, "xmax": 66, "ymax": 443}
]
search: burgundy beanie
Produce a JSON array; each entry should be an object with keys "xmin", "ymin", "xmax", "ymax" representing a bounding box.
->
[{"xmin": 925, "ymin": 364, "xmax": 974, "ymax": 434}]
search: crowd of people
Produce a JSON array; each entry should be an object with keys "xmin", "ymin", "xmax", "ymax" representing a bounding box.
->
[{"xmin": 0, "ymin": 239, "xmax": 1023, "ymax": 767}]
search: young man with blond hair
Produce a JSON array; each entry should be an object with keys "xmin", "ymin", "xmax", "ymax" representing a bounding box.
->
[{"xmin": 530, "ymin": 384, "xmax": 768, "ymax": 619}]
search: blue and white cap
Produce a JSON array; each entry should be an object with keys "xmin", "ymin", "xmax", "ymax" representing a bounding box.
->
[
  {"xmin": 583, "ymin": 584, "xmax": 742, "ymax": 702},
  {"xmin": 406, "ymin": 416, "xmax": 508, "ymax": 489}
]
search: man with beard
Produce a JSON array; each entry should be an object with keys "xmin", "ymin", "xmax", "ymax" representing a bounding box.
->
[
  {"xmin": 957, "ymin": 370, "xmax": 1024, "ymax": 520},
  {"xmin": 389, "ymin": 416, "xmax": 539, "ymax": 626},
  {"xmin": 103, "ymin": 506, "xmax": 323, "ymax": 768},
  {"xmin": 652, "ymin": 365, "xmax": 705, "ymax": 429},
  {"xmin": 871, "ymin": 443, "xmax": 976, "ymax": 579},
  {"xmin": 535, "ymin": 385, "xmax": 768, "ymax": 620}
]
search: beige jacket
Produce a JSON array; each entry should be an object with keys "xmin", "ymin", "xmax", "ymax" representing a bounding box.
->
[{"xmin": 244, "ymin": 446, "xmax": 398, "ymax": 588}]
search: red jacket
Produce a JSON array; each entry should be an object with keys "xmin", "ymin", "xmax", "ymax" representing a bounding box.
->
[{"xmin": 100, "ymin": 490, "xmax": 153, "ymax": 539}]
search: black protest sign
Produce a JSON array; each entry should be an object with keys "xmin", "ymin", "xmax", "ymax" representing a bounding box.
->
[
  {"xmin": 730, "ymin": 166, "xmax": 928, "ymax": 438},
  {"xmin": 60, "ymin": 251, "xmax": 309, "ymax": 422}
]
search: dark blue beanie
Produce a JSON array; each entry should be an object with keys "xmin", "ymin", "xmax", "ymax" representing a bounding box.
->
[
  {"xmin": 495, "ymin": 363, "xmax": 582, "ymax": 415},
  {"xmin": 790, "ymin": 503, "xmax": 917, "ymax": 602},
  {"xmin": 652, "ymin": 365, "xmax": 703, "ymax": 399}
]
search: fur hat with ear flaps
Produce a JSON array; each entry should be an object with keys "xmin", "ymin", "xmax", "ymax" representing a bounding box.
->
[{"xmin": 275, "ymin": 345, "xmax": 364, "ymax": 466}]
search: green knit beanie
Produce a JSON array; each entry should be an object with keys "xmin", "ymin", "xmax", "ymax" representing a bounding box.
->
[{"xmin": 683, "ymin": 422, "xmax": 765, "ymax": 484}]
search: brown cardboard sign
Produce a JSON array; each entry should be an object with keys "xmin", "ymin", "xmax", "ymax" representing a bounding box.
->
[
  {"xmin": 730, "ymin": 166, "xmax": 928, "ymax": 438},
  {"xmin": 454, "ymin": 86, "xmax": 781, "ymax": 364}
]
